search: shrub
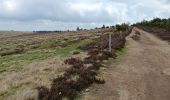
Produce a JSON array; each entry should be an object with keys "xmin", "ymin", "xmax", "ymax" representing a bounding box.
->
[{"xmin": 116, "ymin": 23, "xmax": 129, "ymax": 32}]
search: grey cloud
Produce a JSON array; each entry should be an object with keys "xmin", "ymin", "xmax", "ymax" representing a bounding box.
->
[
  {"xmin": 0, "ymin": 0, "xmax": 170, "ymax": 31},
  {"xmin": 0, "ymin": 0, "xmax": 127, "ymax": 23}
]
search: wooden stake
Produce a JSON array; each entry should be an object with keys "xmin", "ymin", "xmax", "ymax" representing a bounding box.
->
[{"xmin": 109, "ymin": 33, "xmax": 112, "ymax": 52}]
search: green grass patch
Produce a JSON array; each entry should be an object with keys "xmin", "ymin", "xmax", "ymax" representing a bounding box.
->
[
  {"xmin": 39, "ymin": 40, "xmax": 59, "ymax": 49},
  {"xmin": 0, "ymin": 43, "xmax": 17, "ymax": 52},
  {"xmin": 55, "ymin": 39, "xmax": 93, "ymax": 56},
  {"xmin": 115, "ymin": 46, "xmax": 128, "ymax": 58},
  {"xmin": 0, "ymin": 50, "xmax": 56, "ymax": 72},
  {"xmin": 0, "ymin": 39, "xmax": 93, "ymax": 73}
]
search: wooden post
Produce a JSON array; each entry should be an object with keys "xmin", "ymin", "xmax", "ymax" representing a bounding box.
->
[
  {"xmin": 109, "ymin": 33, "xmax": 112, "ymax": 52},
  {"xmin": 120, "ymin": 31, "xmax": 123, "ymax": 39}
]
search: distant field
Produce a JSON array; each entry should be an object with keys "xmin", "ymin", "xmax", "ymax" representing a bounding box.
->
[{"xmin": 0, "ymin": 31, "xmax": 32, "ymax": 39}]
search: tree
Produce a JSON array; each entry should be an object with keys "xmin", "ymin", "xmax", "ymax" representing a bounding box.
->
[
  {"xmin": 102, "ymin": 25, "xmax": 105, "ymax": 29},
  {"xmin": 115, "ymin": 23, "xmax": 129, "ymax": 31},
  {"xmin": 76, "ymin": 27, "xmax": 80, "ymax": 31},
  {"xmin": 106, "ymin": 26, "xmax": 110, "ymax": 28}
]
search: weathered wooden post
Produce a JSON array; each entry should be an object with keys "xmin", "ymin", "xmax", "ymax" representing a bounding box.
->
[
  {"xmin": 120, "ymin": 31, "xmax": 123, "ymax": 39},
  {"xmin": 109, "ymin": 33, "xmax": 112, "ymax": 52}
]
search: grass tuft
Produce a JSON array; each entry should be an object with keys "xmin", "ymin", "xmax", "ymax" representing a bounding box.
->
[{"xmin": 115, "ymin": 46, "xmax": 128, "ymax": 58}]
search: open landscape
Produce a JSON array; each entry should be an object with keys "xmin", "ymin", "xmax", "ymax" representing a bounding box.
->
[
  {"xmin": 1, "ymin": 20, "xmax": 170, "ymax": 100},
  {"xmin": 1, "ymin": 0, "xmax": 170, "ymax": 100},
  {"xmin": 0, "ymin": 26, "xmax": 130, "ymax": 99}
]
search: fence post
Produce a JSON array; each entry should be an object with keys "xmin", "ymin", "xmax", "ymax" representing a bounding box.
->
[{"xmin": 109, "ymin": 33, "xmax": 112, "ymax": 52}]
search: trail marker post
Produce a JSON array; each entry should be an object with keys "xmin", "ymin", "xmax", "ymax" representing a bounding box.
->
[{"xmin": 109, "ymin": 33, "xmax": 112, "ymax": 52}]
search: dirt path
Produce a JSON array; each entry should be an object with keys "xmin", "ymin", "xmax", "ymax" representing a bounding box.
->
[{"xmin": 83, "ymin": 27, "xmax": 170, "ymax": 100}]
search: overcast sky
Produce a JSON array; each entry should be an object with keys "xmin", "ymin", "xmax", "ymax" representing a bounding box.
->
[{"xmin": 0, "ymin": 0, "xmax": 170, "ymax": 31}]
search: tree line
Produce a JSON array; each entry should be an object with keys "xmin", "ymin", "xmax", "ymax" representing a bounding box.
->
[
  {"xmin": 76, "ymin": 23, "xmax": 130, "ymax": 32},
  {"xmin": 135, "ymin": 18, "xmax": 170, "ymax": 30}
]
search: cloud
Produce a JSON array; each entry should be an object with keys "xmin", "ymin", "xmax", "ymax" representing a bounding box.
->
[{"xmin": 0, "ymin": 0, "xmax": 170, "ymax": 31}]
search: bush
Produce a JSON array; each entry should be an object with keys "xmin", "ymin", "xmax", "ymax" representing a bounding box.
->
[{"xmin": 116, "ymin": 23, "xmax": 129, "ymax": 31}]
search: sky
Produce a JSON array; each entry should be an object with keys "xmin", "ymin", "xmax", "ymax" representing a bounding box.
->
[{"xmin": 0, "ymin": 0, "xmax": 170, "ymax": 31}]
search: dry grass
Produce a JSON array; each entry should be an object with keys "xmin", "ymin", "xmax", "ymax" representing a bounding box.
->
[
  {"xmin": 0, "ymin": 52, "xmax": 88, "ymax": 100},
  {"xmin": 0, "ymin": 57, "xmax": 69, "ymax": 100},
  {"xmin": 0, "ymin": 31, "xmax": 31, "ymax": 39}
]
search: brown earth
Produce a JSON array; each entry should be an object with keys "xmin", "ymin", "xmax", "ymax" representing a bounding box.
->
[{"xmin": 83, "ymin": 27, "xmax": 170, "ymax": 100}]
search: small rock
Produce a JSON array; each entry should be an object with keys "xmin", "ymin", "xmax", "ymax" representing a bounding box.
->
[
  {"xmin": 59, "ymin": 92, "xmax": 62, "ymax": 95},
  {"xmin": 85, "ymin": 89, "xmax": 90, "ymax": 92}
]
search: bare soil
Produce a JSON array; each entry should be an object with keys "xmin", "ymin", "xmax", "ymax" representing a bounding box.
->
[{"xmin": 83, "ymin": 27, "xmax": 170, "ymax": 100}]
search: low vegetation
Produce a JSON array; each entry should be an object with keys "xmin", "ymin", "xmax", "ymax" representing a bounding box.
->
[
  {"xmin": 115, "ymin": 46, "xmax": 128, "ymax": 58},
  {"xmin": 37, "ymin": 29, "xmax": 131, "ymax": 100},
  {"xmin": 0, "ymin": 25, "xmax": 132, "ymax": 100},
  {"xmin": 55, "ymin": 39, "xmax": 93, "ymax": 56},
  {"xmin": 0, "ymin": 38, "xmax": 93, "ymax": 73}
]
